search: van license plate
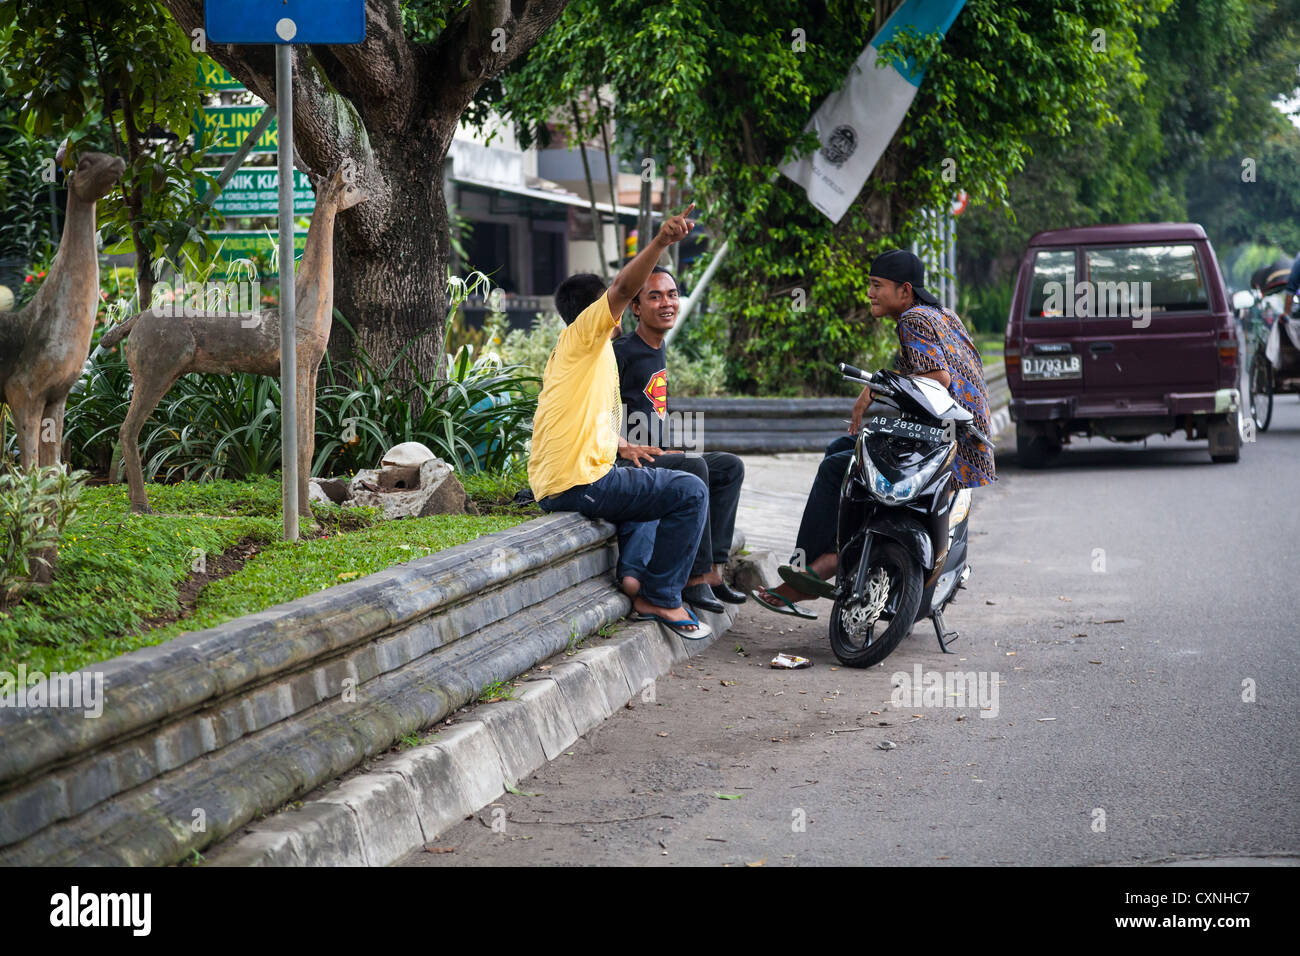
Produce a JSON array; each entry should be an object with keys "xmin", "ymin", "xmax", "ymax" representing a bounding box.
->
[{"xmin": 1023, "ymin": 354, "xmax": 1082, "ymax": 380}]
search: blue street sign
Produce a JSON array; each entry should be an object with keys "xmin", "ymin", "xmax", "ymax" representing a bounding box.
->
[{"xmin": 206, "ymin": 0, "xmax": 366, "ymax": 45}]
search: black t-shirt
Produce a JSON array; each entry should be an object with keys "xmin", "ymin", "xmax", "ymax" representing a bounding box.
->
[{"xmin": 613, "ymin": 329, "xmax": 669, "ymax": 448}]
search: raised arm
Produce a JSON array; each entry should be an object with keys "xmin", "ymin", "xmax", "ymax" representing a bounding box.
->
[{"xmin": 607, "ymin": 203, "xmax": 696, "ymax": 319}]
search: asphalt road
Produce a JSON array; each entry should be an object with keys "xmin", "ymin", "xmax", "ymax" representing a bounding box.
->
[{"xmin": 401, "ymin": 402, "xmax": 1300, "ymax": 867}]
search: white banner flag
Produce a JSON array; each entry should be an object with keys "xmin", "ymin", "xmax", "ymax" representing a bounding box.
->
[{"xmin": 780, "ymin": 0, "xmax": 966, "ymax": 224}]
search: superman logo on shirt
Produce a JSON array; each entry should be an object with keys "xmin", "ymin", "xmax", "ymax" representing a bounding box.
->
[{"xmin": 643, "ymin": 368, "xmax": 668, "ymax": 419}]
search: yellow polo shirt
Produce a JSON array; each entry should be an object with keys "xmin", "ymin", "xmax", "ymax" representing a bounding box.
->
[{"xmin": 528, "ymin": 292, "xmax": 623, "ymax": 500}]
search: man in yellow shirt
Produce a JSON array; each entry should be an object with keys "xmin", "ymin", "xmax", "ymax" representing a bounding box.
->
[{"xmin": 530, "ymin": 205, "xmax": 710, "ymax": 638}]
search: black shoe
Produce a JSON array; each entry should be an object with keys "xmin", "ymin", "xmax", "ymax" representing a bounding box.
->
[
  {"xmin": 683, "ymin": 583, "xmax": 726, "ymax": 614},
  {"xmin": 711, "ymin": 581, "xmax": 748, "ymax": 605}
]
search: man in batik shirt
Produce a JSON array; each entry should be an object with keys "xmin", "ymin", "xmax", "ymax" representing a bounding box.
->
[{"xmin": 753, "ymin": 249, "xmax": 995, "ymax": 619}]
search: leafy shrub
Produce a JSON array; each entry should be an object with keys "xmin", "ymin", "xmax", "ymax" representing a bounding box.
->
[
  {"xmin": 0, "ymin": 464, "xmax": 87, "ymax": 605},
  {"xmin": 667, "ymin": 336, "xmax": 727, "ymax": 397},
  {"xmin": 27, "ymin": 319, "xmax": 540, "ymax": 483},
  {"xmin": 495, "ymin": 311, "xmax": 564, "ymax": 380},
  {"xmin": 313, "ymin": 329, "xmax": 539, "ymax": 475},
  {"xmin": 958, "ymin": 279, "xmax": 1015, "ymax": 336}
]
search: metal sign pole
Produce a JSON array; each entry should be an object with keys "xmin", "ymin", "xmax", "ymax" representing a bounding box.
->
[
  {"xmin": 206, "ymin": 0, "xmax": 365, "ymax": 544},
  {"xmin": 276, "ymin": 42, "xmax": 299, "ymax": 542}
]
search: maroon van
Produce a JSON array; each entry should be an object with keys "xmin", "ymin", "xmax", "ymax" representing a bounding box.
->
[{"xmin": 1004, "ymin": 223, "xmax": 1241, "ymax": 467}]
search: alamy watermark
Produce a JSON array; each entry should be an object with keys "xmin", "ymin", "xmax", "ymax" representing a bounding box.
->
[
  {"xmin": 890, "ymin": 664, "xmax": 999, "ymax": 718},
  {"xmin": 1041, "ymin": 279, "xmax": 1154, "ymax": 328},
  {"xmin": 0, "ymin": 665, "xmax": 104, "ymax": 718}
]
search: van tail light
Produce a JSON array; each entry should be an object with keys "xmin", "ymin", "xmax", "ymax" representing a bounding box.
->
[
  {"xmin": 1217, "ymin": 330, "xmax": 1237, "ymax": 365},
  {"xmin": 1004, "ymin": 347, "xmax": 1021, "ymax": 373}
]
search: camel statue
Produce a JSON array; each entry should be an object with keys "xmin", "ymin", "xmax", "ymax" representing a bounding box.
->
[
  {"xmin": 100, "ymin": 160, "xmax": 368, "ymax": 516},
  {"xmin": 0, "ymin": 151, "xmax": 125, "ymax": 469}
]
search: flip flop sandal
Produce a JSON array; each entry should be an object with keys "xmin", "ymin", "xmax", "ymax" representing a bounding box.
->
[
  {"xmin": 631, "ymin": 611, "xmax": 713, "ymax": 640},
  {"xmin": 750, "ymin": 587, "xmax": 818, "ymax": 620},
  {"xmin": 777, "ymin": 564, "xmax": 837, "ymax": 599}
]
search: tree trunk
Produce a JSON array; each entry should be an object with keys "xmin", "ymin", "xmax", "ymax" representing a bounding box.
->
[{"xmin": 331, "ymin": 138, "xmax": 448, "ymax": 382}]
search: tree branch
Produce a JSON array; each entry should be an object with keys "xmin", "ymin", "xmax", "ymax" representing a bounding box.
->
[
  {"xmin": 432, "ymin": 0, "xmax": 571, "ymax": 113},
  {"xmin": 325, "ymin": 0, "xmax": 416, "ymax": 131}
]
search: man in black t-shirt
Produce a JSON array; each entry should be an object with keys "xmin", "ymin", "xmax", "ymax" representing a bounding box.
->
[{"xmin": 612, "ymin": 267, "xmax": 747, "ymax": 614}]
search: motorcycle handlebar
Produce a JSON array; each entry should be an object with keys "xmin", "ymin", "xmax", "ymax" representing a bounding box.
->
[{"xmin": 839, "ymin": 362, "xmax": 895, "ymax": 394}]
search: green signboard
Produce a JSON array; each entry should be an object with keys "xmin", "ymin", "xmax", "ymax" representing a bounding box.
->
[
  {"xmin": 209, "ymin": 230, "xmax": 308, "ymax": 277},
  {"xmin": 196, "ymin": 106, "xmax": 278, "ymax": 154},
  {"xmin": 198, "ymin": 167, "xmax": 315, "ymax": 216},
  {"xmin": 197, "ymin": 57, "xmax": 244, "ymax": 91}
]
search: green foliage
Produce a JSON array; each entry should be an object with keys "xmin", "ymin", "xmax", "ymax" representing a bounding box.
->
[
  {"xmin": 310, "ymin": 500, "xmax": 381, "ymax": 533},
  {"xmin": 16, "ymin": 316, "xmax": 539, "ymax": 480},
  {"xmin": 495, "ymin": 311, "xmax": 566, "ymax": 379},
  {"xmin": 958, "ymin": 0, "xmax": 1300, "ymax": 290},
  {"xmin": 670, "ymin": 335, "xmax": 733, "ymax": 395},
  {"xmin": 0, "ymin": 122, "xmax": 52, "ymax": 263},
  {"xmin": 314, "ymin": 328, "xmax": 539, "ymax": 476},
  {"xmin": 0, "ymin": 0, "xmax": 221, "ymax": 280},
  {"xmin": 493, "ymin": 0, "xmax": 1150, "ymax": 394},
  {"xmin": 0, "ymin": 479, "xmax": 279, "ymax": 666},
  {"xmin": 459, "ymin": 460, "xmax": 532, "ymax": 508},
  {"xmin": 477, "ymin": 679, "xmax": 516, "ymax": 703},
  {"xmin": 1224, "ymin": 243, "xmax": 1292, "ymax": 291},
  {"xmin": 0, "ymin": 475, "xmax": 527, "ymax": 674},
  {"xmin": 958, "ymin": 280, "xmax": 1014, "ymax": 336},
  {"xmin": 0, "ymin": 464, "xmax": 87, "ymax": 605}
]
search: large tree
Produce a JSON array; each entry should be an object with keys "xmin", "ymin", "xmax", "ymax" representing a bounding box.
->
[{"xmin": 159, "ymin": 0, "xmax": 569, "ymax": 378}]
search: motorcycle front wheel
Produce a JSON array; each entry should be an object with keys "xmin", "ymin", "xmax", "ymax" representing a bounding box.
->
[{"xmin": 828, "ymin": 540, "xmax": 923, "ymax": 668}]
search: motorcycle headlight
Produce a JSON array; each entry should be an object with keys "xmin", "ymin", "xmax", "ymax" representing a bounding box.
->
[{"xmin": 862, "ymin": 449, "xmax": 947, "ymax": 504}]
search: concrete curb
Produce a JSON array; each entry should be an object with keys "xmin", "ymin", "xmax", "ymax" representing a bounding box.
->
[{"xmin": 202, "ymin": 604, "xmax": 740, "ymax": 866}]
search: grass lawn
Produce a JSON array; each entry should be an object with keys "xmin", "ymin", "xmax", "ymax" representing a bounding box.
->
[
  {"xmin": 975, "ymin": 334, "xmax": 1005, "ymax": 363},
  {"xmin": 1, "ymin": 471, "xmax": 535, "ymax": 675}
]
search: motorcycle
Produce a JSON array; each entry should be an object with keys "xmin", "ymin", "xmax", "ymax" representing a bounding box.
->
[{"xmin": 827, "ymin": 363, "xmax": 989, "ymax": 668}]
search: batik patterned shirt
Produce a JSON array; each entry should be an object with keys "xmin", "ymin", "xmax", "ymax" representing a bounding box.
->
[{"xmin": 894, "ymin": 304, "xmax": 997, "ymax": 488}]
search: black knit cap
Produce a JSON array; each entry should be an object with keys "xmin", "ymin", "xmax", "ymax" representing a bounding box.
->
[{"xmin": 869, "ymin": 249, "xmax": 939, "ymax": 306}]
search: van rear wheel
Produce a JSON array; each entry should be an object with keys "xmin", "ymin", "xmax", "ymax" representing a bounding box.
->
[{"xmin": 1208, "ymin": 412, "xmax": 1240, "ymax": 463}]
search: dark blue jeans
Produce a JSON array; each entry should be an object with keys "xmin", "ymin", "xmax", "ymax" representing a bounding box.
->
[
  {"xmin": 539, "ymin": 466, "xmax": 706, "ymax": 608},
  {"xmin": 615, "ymin": 451, "xmax": 745, "ymax": 581}
]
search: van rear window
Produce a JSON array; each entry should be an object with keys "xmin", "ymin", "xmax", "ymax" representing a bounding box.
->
[
  {"xmin": 1084, "ymin": 244, "xmax": 1208, "ymax": 315},
  {"xmin": 1026, "ymin": 249, "xmax": 1076, "ymax": 319}
]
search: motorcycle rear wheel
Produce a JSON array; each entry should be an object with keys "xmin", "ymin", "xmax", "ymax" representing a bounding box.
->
[{"xmin": 829, "ymin": 541, "xmax": 923, "ymax": 668}]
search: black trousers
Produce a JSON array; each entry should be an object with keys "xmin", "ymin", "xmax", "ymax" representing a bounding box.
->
[
  {"xmin": 791, "ymin": 434, "xmax": 856, "ymax": 566},
  {"xmin": 616, "ymin": 451, "xmax": 745, "ymax": 579}
]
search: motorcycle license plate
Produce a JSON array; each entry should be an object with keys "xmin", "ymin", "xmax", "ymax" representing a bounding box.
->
[
  {"xmin": 1022, "ymin": 354, "xmax": 1082, "ymax": 380},
  {"xmin": 866, "ymin": 416, "xmax": 946, "ymax": 443}
]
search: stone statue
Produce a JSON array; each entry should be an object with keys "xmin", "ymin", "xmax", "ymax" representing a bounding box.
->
[
  {"xmin": 0, "ymin": 152, "xmax": 125, "ymax": 468},
  {"xmin": 100, "ymin": 161, "xmax": 368, "ymax": 516}
]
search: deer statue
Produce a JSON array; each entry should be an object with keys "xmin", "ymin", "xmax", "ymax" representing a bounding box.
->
[
  {"xmin": 100, "ymin": 160, "xmax": 368, "ymax": 516},
  {"xmin": 0, "ymin": 151, "xmax": 125, "ymax": 469}
]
